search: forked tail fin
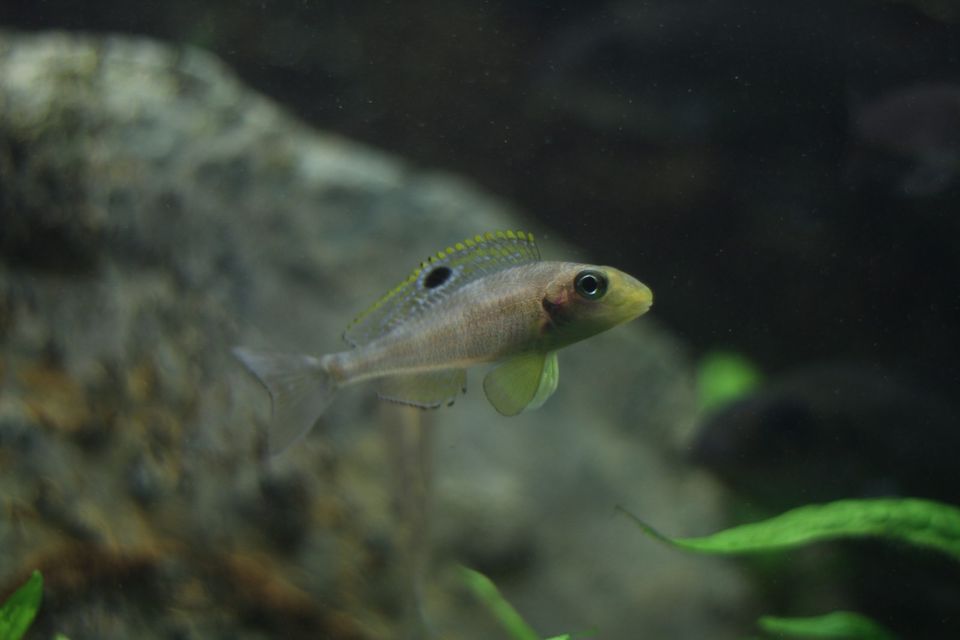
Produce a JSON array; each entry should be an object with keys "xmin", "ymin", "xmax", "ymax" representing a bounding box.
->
[{"xmin": 232, "ymin": 347, "xmax": 337, "ymax": 455}]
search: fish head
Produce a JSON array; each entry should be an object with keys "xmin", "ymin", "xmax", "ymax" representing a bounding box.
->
[{"xmin": 540, "ymin": 263, "xmax": 653, "ymax": 347}]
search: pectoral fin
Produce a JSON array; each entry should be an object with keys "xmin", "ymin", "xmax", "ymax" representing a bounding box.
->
[
  {"xmin": 483, "ymin": 351, "xmax": 560, "ymax": 416},
  {"xmin": 527, "ymin": 351, "xmax": 559, "ymax": 410},
  {"xmin": 379, "ymin": 368, "xmax": 467, "ymax": 408}
]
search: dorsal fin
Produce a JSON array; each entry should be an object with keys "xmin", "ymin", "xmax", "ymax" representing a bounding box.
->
[{"xmin": 344, "ymin": 230, "xmax": 540, "ymax": 347}]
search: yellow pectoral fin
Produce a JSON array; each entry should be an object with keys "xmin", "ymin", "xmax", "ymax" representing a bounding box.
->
[
  {"xmin": 527, "ymin": 351, "xmax": 559, "ymax": 410},
  {"xmin": 483, "ymin": 351, "xmax": 560, "ymax": 416}
]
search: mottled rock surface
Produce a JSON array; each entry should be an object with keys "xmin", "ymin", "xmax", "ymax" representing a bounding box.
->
[{"xmin": 0, "ymin": 31, "xmax": 747, "ymax": 639}]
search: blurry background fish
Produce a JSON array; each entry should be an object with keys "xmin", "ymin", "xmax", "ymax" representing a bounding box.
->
[
  {"xmin": 694, "ymin": 362, "xmax": 960, "ymax": 512},
  {"xmin": 847, "ymin": 82, "xmax": 960, "ymax": 197},
  {"xmin": 877, "ymin": 0, "xmax": 960, "ymax": 24}
]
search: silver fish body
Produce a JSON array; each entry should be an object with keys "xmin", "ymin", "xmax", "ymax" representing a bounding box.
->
[
  {"xmin": 235, "ymin": 232, "xmax": 652, "ymax": 454},
  {"xmin": 328, "ymin": 261, "xmax": 648, "ymax": 381}
]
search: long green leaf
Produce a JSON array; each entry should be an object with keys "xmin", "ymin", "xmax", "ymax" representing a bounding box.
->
[
  {"xmin": 0, "ymin": 570, "xmax": 43, "ymax": 640},
  {"xmin": 758, "ymin": 611, "xmax": 897, "ymax": 640},
  {"xmin": 459, "ymin": 566, "xmax": 540, "ymax": 640},
  {"xmin": 619, "ymin": 498, "xmax": 960, "ymax": 560}
]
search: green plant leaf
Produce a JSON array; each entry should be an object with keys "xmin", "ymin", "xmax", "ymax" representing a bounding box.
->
[
  {"xmin": 758, "ymin": 611, "xmax": 897, "ymax": 639},
  {"xmin": 459, "ymin": 566, "xmax": 540, "ymax": 640},
  {"xmin": 618, "ymin": 498, "xmax": 960, "ymax": 560},
  {"xmin": 696, "ymin": 350, "xmax": 762, "ymax": 413},
  {"xmin": 0, "ymin": 570, "xmax": 43, "ymax": 640}
]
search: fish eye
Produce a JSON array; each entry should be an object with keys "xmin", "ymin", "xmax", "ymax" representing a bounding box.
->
[{"xmin": 574, "ymin": 270, "xmax": 608, "ymax": 300}]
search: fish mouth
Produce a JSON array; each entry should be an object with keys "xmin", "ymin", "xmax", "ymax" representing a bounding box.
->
[
  {"xmin": 622, "ymin": 274, "xmax": 653, "ymax": 317},
  {"xmin": 633, "ymin": 283, "xmax": 654, "ymax": 316}
]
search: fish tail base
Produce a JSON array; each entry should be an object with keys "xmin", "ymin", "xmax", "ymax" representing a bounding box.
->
[{"xmin": 232, "ymin": 347, "xmax": 337, "ymax": 455}]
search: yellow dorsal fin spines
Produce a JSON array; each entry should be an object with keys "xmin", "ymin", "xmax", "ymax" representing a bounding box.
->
[{"xmin": 343, "ymin": 230, "xmax": 540, "ymax": 347}]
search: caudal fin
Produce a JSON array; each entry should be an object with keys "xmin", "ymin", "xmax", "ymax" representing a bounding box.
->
[{"xmin": 232, "ymin": 347, "xmax": 337, "ymax": 455}]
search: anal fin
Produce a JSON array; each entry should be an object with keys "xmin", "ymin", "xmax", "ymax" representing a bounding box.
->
[{"xmin": 379, "ymin": 369, "xmax": 467, "ymax": 409}]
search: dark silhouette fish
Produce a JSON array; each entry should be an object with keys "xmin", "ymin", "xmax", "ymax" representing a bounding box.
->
[
  {"xmin": 849, "ymin": 83, "xmax": 960, "ymax": 196},
  {"xmin": 693, "ymin": 364, "xmax": 960, "ymax": 511}
]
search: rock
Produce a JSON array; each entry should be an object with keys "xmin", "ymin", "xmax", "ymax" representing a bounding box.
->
[{"xmin": 0, "ymin": 31, "xmax": 746, "ymax": 639}]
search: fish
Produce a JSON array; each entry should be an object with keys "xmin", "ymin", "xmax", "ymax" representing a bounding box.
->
[
  {"xmin": 874, "ymin": 0, "xmax": 960, "ymax": 24},
  {"xmin": 234, "ymin": 230, "xmax": 653, "ymax": 454},
  {"xmin": 848, "ymin": 82, "xmax": 960, "ymax": 196}
]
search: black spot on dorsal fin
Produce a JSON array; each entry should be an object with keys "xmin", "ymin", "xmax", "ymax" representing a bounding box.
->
[
  {"xmin": 344, "ymin": 230, "xmax": 539, "ymax": 347},
  {"xmin": 424, "ymin": 265, "xmax": 453, "ymax": 289}
]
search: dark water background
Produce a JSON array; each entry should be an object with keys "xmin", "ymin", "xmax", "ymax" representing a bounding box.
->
[{"xmin": 2, "ymin": 1, "xmax": 960, "ymax": 638}]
